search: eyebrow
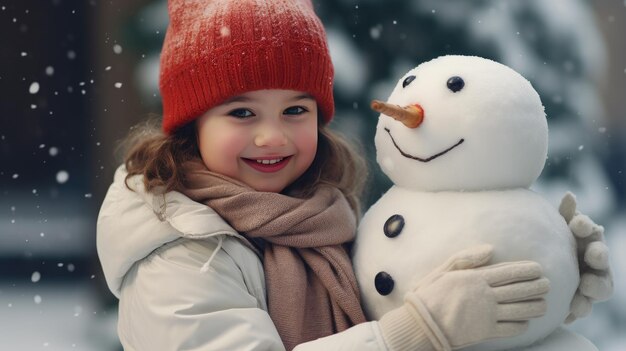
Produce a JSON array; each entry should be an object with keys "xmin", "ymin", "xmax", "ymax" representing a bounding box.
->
[
  {"xmin": 222, "ymin": 96, "xmax": 252, "ymax": 104},
  {"xmin": 222, "ymin": 93, "xmax": 314, "ymax": 105},
  {"xmin": 291, "ymin": 94, "xmax": 314, "ymax": 101}
]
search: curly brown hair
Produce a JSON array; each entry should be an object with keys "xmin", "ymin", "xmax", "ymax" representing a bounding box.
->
[{"xmin": 122, "ymin": 116, "xmax": 369, "ymax": 217}]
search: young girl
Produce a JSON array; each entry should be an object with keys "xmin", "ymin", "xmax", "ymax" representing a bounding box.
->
[{"xmin": 97, "ymin": 0, "xmax": 611, "ymax": 350}]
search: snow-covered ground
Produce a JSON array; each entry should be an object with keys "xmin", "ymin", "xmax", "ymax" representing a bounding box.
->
[{"xmin": 0, "ymin": 281, "xmax": 120, "ymax": 350}]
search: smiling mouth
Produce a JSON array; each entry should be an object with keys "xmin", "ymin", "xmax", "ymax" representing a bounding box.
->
[
  {"xmin": 242, "ymin": 156, "xmax": 292, "ymax": 173},
  {"xmin": 384, "ymin": 128, "xmax": 464, "ymax": 162}
]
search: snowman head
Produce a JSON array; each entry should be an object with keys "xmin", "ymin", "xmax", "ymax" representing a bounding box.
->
[{"xmin": 374, "ymin": 55, "xmax": 548, "ymax": 192}]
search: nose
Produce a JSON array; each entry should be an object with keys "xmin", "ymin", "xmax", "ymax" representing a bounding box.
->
[
  {"xmin": 254, "ymin": 123, "xmax": 288, "ymax": 147},
  {"xmin": 371, "ymin": 100, "xmax": 424, "ymax": 128}
]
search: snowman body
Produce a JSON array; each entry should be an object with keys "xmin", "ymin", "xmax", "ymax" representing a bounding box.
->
[
  {"xmin": 353, "ymin": 55, "xmax": 596, "ymax": 350},
  {"xmin": 353, "ymin": 187, "xmax": 579, "ymax": 350}
]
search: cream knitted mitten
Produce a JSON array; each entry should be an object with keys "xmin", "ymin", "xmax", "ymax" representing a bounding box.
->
[
  {"xmin": 559, "ymin": 192, "xmax": 614, "ymax": 323},
  {"xmin": 379, "ymin": 244, "xmax": 549, "ymax": 351}
]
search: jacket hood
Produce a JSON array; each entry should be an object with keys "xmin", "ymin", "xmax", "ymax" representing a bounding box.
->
[{"xmin": 96, "ymin": 166, "xmax": 249, "ymax": 298}]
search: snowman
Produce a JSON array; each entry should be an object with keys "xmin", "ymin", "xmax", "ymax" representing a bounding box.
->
[{"xmin": 352, "ymin": 55, "xmax": 610, "ymax": 350}]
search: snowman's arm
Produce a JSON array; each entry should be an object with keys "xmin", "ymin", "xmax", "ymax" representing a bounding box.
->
[{"xmin": 559, "ymin": 192, "xmax": 614, "ymax": 324}]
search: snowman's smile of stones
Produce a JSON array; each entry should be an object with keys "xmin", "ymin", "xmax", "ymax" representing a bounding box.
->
[{"xmin": 384, "ymin": 127, "xmax": 465, "ymax": 162}]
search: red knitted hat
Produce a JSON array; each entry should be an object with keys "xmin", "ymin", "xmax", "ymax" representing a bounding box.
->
[{"xmin": 159, "ymin": 0, "xmax": 335, "ymax": 135}]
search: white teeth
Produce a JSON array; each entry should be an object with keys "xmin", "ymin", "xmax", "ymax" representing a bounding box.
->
[{"xmin": 256, "ymin": 158, "xmax": 283, "ymax": 165}]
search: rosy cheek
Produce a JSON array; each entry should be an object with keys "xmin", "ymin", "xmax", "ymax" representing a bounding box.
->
[
  {"xmin": 221, "ymin": 133, "xmax": 247, "ymax": 150},
  {"xmin": 300, "ymin": 129, "xmax": 318, "ymax": 165},
  {"xmin": 198, "ymin": 133, "xmax": 234, "ymax": 171},
  {"xmin": 210, "ymin": 135, "xmax": 241, "ymax": 159}
]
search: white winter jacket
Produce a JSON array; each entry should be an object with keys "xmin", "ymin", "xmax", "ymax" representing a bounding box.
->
[{"xmin": 97, "ymin": 166, "xmax": 388, "ymax": 351}]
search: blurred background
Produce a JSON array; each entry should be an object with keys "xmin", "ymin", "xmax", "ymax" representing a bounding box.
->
[{"xmin": 1, "ymin": 0, "xmax": 624, "ymax": 349}]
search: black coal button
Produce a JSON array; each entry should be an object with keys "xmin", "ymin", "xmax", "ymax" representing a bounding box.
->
[
  {"xmin": 384, "ymin": 214, "xmax": 405, "ymax": 238},
  {"xmin": 375, "ymin": 271, "xmax": 394, "ymax": 296}
]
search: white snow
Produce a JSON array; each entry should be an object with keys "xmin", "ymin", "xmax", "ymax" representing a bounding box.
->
[
  {"xmin": 31, "ymin": 271, "xmax": 41, "ymax": 283},
  {"xmin": 113, "ymin": 44, "xmax": 123, "ymax": 54},
  {"xmin": 354, "ymin": 189, "xmax": 578, "ymax": 350},
  {"xmin": 354, "ymin": 55, "xmax": 590, "ymax": 350},
  {"xmin": 29, "ymin": 82, "xmax": 40, "ymax": 94},
  {"xmin": 326, "ymin": 28, "xmax": 368, "ymax": 98},
  {"xmin": 369, "ymin": 24, "xmax": 383, "ymax": 40},
  {"xmin": 0, "ymin": 282, "xmax": 118, "ymax": 350},
  {"xmin": 374, "ymin": 56, "xmax": 547, "ymax": 192},
  {"xmin": 56, "ymin": 171, "xmax": 69, "ymax": 184}
]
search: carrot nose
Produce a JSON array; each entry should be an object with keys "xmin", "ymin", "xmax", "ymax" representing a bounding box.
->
[{"xmin": 371, "ymin": 100, "xmax": 424, "ymax": 128}]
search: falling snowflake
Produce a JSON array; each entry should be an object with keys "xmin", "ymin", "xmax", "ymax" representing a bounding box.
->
[
  {"xmin": 31, "ymin": 271, "xmax": 41, "ymax": 283},
  {"xmin": 370, "ymin": 25, "xmax": 383, "ymax": 40},
  {"xmin": 56, "ymin": 170, "xmax": 69, "ymax": 184},
  {"xmin": 29, "ymin": 82, "xmax": 40, "ymax": 94}
]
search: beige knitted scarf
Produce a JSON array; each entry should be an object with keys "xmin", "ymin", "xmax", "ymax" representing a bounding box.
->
[{"xmin": 178, "ymin": 160, "xmax": 367, "ymax": 350}]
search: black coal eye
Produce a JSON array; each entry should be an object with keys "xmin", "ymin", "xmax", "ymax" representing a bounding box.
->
[
  {"xmin": 447, "ymin": 76, "xmax": 465, "ymax": 93},
  {"xmin": 402, "ymin": 75, "xmax": 416, "ymax": 88},
  {"xmin": 375, "ymin": 271, "xmax": 394, "ymax": 296}
]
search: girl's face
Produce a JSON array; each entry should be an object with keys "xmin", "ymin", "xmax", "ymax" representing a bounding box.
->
[{"xmin": 196, "ymin": 89, "xmax": 319, "ymax": 193}]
